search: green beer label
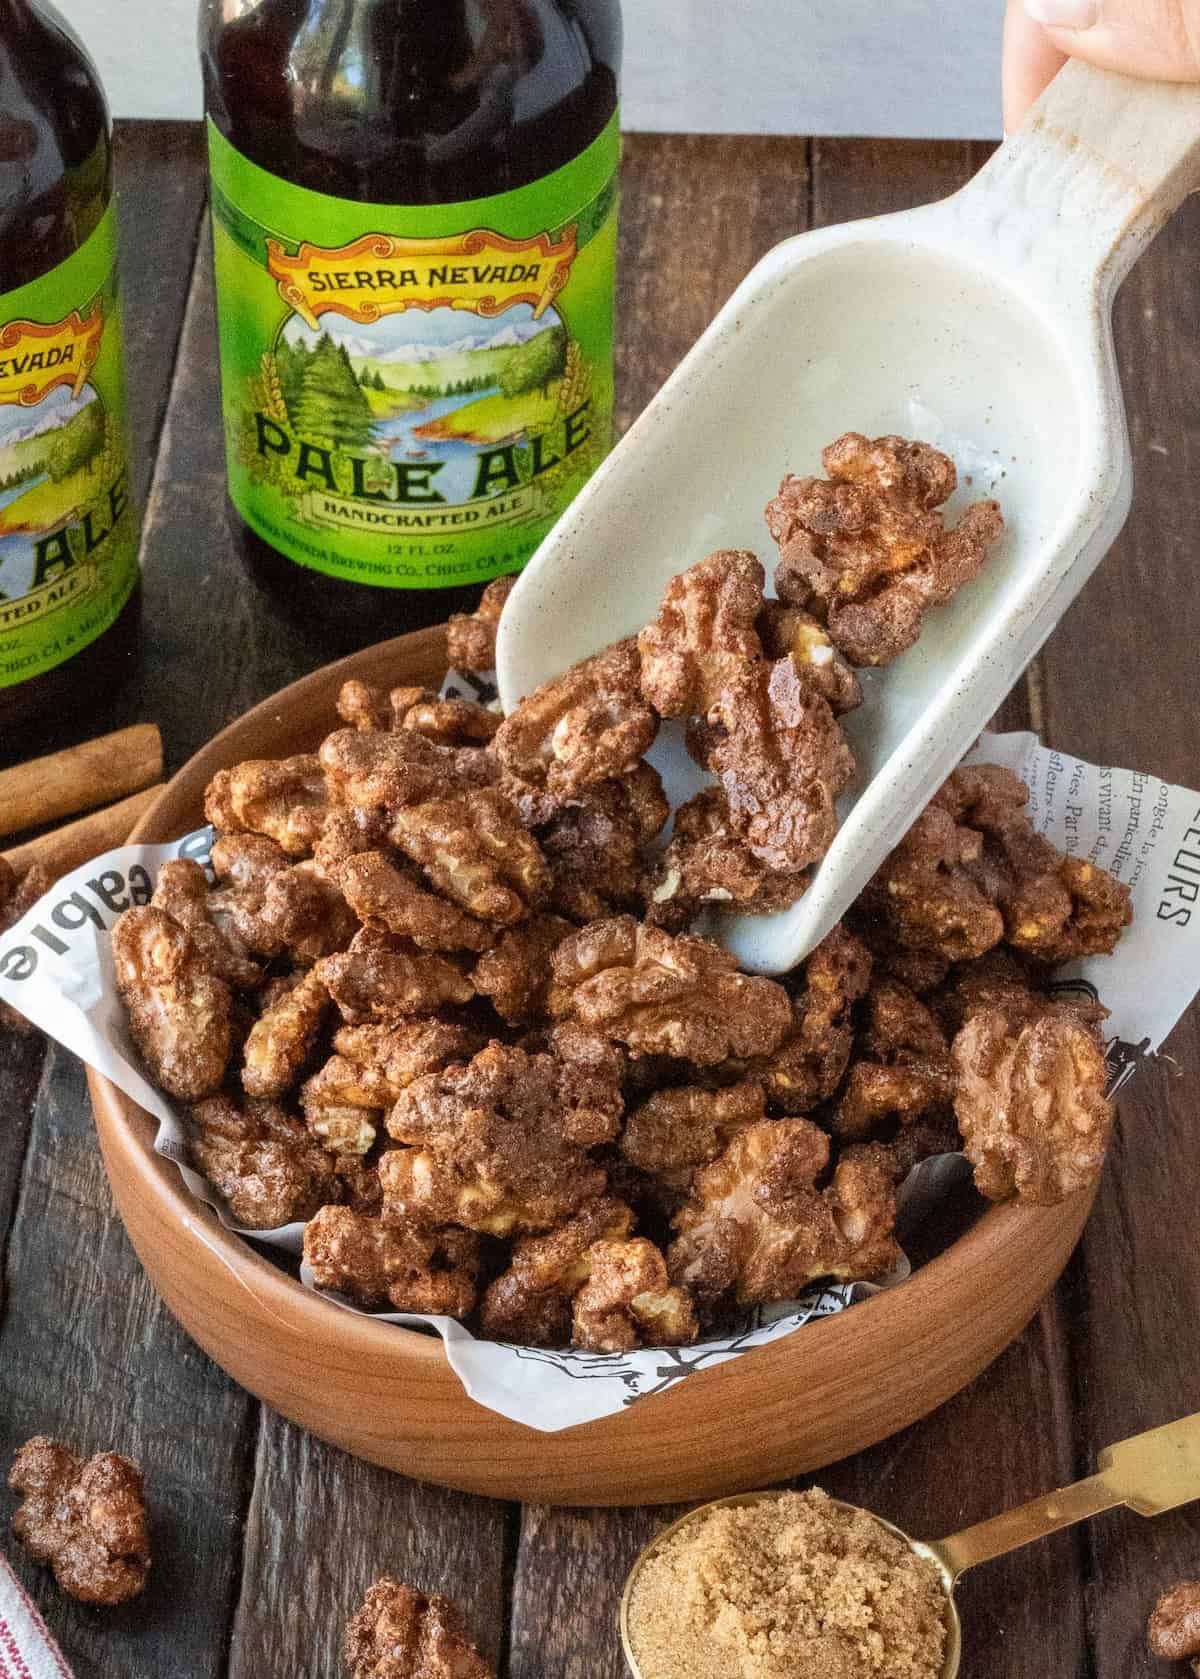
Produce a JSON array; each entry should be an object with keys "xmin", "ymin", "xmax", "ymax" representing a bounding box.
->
[
  {"xmin": 0, "ymin": 208, "xmax": 136, "ymax": 689},
  {"xmin": 207, "ymin": 114, "xmax": 620, "ymax": 590}
]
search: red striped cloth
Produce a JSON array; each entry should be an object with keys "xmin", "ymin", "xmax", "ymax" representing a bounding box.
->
[{"xmin": 0, "ymin": 1553, "xmax": 73, "ymax": 1679}]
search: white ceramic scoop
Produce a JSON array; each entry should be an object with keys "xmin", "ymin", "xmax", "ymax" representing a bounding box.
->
[{"xmin": 496, "ymin": 62, "xmax": 1200, "ymax": 974}]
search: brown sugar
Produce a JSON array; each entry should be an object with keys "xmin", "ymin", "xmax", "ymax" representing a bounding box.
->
[{"xmin": 626, "ymin": 1489, "xmax": 947, "ymax": 1679}]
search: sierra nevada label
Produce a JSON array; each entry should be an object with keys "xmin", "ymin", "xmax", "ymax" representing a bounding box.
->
[
  {"xmin": 0, "ymin": 209, "xmax": 138, "ymax": 692},
  {"xmin": 207, "ymin": 113, "xmax": 619, "ymax": 591}
]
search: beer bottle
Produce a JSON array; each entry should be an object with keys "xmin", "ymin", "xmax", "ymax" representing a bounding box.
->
[
  {"xmin": 200, "ymin": 0, "xmax": 621, "ymax": 652},
  {"xmin": 0, "ymin": 1, "xmax": 139, "ymax": 746}
]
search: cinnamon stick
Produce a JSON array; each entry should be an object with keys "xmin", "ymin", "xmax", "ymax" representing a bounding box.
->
[
  {"xmin": 2, "ymin": 784, "xmax": 163, "ymax": 879},
  {"xmin": 0, "ymin": 724, "xmax": 162, "ymax": 840}
]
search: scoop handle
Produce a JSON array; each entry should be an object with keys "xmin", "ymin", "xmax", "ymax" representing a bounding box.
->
[
  {"xmin": 930, "ymin": 1413, "xmax": 1200, "ymax": 1581},
  {"xmin": 954, "ymin": 59, "xmax": 1200, "ymax": 302}
]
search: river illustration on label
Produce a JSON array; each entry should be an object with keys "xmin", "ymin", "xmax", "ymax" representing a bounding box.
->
[
  {"xmin": 234, "ymin": 227, "xmax": 604, "ymax": 569},
  {"xmin": 0, "ymin": 302, "xmax": 127, "ymax": 639}
]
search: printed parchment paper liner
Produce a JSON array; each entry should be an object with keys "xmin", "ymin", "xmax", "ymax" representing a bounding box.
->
[{"xmin": 2, "ymin": 732, "xmax": 1198, "ymax": 1430}]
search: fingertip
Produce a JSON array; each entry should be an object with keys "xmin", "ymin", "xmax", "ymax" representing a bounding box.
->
[{"xmin": 1001, "ymin": 1, "xmax": 1070, "ymax": 132}]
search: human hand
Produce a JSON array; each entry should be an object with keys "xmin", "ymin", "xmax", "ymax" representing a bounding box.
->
[{"xmin": 1002, "ymin": 0, "xmax": 1200, "ymax": 131}]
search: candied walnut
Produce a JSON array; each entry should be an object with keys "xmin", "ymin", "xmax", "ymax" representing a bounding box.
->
[
  {"xmin": 446, "ymin": 573, "xmax": 515, "ymax": 674},
  {"xmin": 844, "ymin": 1116, "xmax": 962, "ymax": 1186},
  {"xmin": 471, "ymin": 912, "xmax": 573, "ymax": 1024},
  {"xmin": 243, "ymin": 969, "xmax": 329, "ymax": 1099},
  {"xmin": 929, "ymin": 948, "xmax": 1047, "ymax": 1038},
  {"xmin": 542, "ymin": 765, "xmax": 669, "ymax": 922},
  {"xmin": 301, "ymin": 1054, "xmax": 390, "ymax": 1156},
  {"xmin": 1148, "ymin": 1581, "xmax": 1200, "ymax": 1666},
  {"xmin": 335, "ymin": 1019, "xmax": 484, "ymax": 1089},
  {"xmin": 112, "ymin": 905, "xmax": 232, "ymax": 1100},
  {"xmin": 0, "ymin": 858, "xmax": 51, "ymax": 1033},
  {"xmin": 188, "ymin": 1094, "xmax": 338, "ymax": 1226},
  {"xmin": 314, "ymin": 806, "xmax": 391, "ymax": 875},
  {"xmin": 934, "ymin": 766, "xmax": 1133, "ymax": 965},
  {"xmin": 304, "ymin": 1205, "xmax": 480, "ymax": 1315},
  {"xmin": 643, "ymin": 788, "xmax": 808, "ymax": 931},
  {"xmin": 767, "ymin": 432, "xmax": 1004, "ymax": 666},
  {"xmin": 572, "ymin": 1237, "xmax": 698, "ymax": 1352},
  {"xmin": 344, "ymin": 1578, "xmax": 494, "ymax": 1679},
  {"xmin": 339, "ymin": 850, "xmax": 492, "ymax": 953},
  {"xmin": 831, "ymin": 979, "xmax": 953, "ymax": 1141},
  {"xmin": 493, "ymin": 636, "xmax": 658, "ymax": 799},
  {"xmin": 382, "ymin": 1041, "xmax": 620, "ymax": 1235},
  {"xmin": 391, "ymin": 686, "xmax": 500, "ymax": 746},
  {"xmin": 637, "ymin": 550, "xmax": 765, "ymax": 717},
  {"xmin": 390, "ymin": 787, "xmax": 549, "ymax": 926},
  {"xmin": 756, "ymin": 600, "xmax": 863, "ymax": 714},
  {"xmin": 334, "ymin": 1152, "xmax": 384, "ymax": 1215},
  {"xmin": 668, "ymin": 1119, "xmax": 899, "ymax": 1312},
  {"xmin": 621, "ymin": 1079, "xmax": 766, "ymax": 1177},
  {"xmin": 701, "ymin": 657, "xmax": 855, "ymax": 874},
  {"xmin": 748, "ymin": 924, "xmax": 872, "ymax": 1115},
  {"xmin": 8, "ymin": 1436, "xmax": 149, "ymax": 1605},
  {"xmin": 952, "ymin": 1006, "xmax": 1113, "ymax": 1204},
  {"xmin": 337, "ymin": 677, "xmax": 392, "ymax": 732},
  {"xmin": 210, "ymin": 836, "xmax": 356, "ymax": 963},
  {"xmin": 320, "ymin": 726, "xmax": 477, "ymax": 816},
  {"xmin": 150, "ymin": 858, "xmax": 263, "ymax": 989},
  {"xmin": 204, "ymin": 753, "xmax": 329, "ymax": 856},
  {"xmin": 318, "ymin": 928, "xmax": 474, "ymax": 1023},
  {"xmin": 860, "ymin": 803, "xmax": 1004, "ymax": 963},
  {"xmin": 548, "ymin": 915, "xmax": 792, "ymax": 1065},
  {"xmin": 478, "ymin": 1194, "xmax": 635, "ymax": 1343}
]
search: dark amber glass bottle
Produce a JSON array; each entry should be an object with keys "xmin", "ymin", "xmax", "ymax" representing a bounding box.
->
[
  {"xmin": 200, "ymin": 0, "xmax": 621, "ymax": 655},
  {"xmin": 0, "ymin": 0, "xmax": 139, "ymax": 751}
]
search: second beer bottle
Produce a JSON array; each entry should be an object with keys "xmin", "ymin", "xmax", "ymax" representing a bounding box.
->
[{"xmin": 200, "ymin": 0, "xmax": 622, "ymax": 652}]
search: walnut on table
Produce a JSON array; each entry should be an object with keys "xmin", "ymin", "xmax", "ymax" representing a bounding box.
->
[
  {"xmin": 204, "ymin": 753, "xmax": 329, "ymax": 856},
  {"xmin": 242, "ymin": 968, "xmax": 330, "ymax": 1099},
  {"xmin": 642, "ymin": 787, "xmax": 809, "ymax": 931},
  {"xmin": 446, "ymin": 573, "xmax": 516, "ymax": 675},
  {"xmin": 637, "ymin": 549, "xmax": 765, "ymax": 717},
  {"xmin": 317, "ymin": 927, "xmax": 474, "ymax": 1024},
  {"xmin": 952, "ymin": 1005, "xmax": 1113, "ymax": 1204},
  {"xmin": 345, "ymin": 1578, "xmax": 494, "ymax": 1679},
  {"xmin": 572, "ymin": 1237, "xmax": 698, "ymax": 1352},
  {"xmin": 389, "ymin": 787, "xmax": 550, "ymax": 927},
  {"xmin": 382, "ymin": 1040, "xmax": 621, "ymax": 1236},
  {"xmin": 188, "ymin": 1094, "xmax": 339, "ymax": 1227},
  {"xmin": 492, "ymin": 636, "xmax": 658, "ymax": 800},
  {"xmin": 668, "ymin": 1118, "xmax": 899, "ymax": 1315},
  {"xmin": 0, "ymin": 857, "xmax": 51, "ymax": 1033},
  {"xmin": 698, "ymin": 655, "xmax": 856, "ymax": 875},
  {"xmin": 8, "ymin": 1436, "xmax": 150, "ymax": 1605},
  {"xmin": 1148, "ymin": 1581, "xmax": 1200, "ymax": 1671},
  {"xmin": 478, "ymin": 1194, "xmax": 635, "ymax": 1344},
  {"xmin": 766, "ymin": 431, "xmax": 1004, "ymax": 666},
  {"xmin": 112, "ymin": 905, "xmax": 232, "ymax": 1101},
  {"xmin": 548, "ymin": 914, "xmax": 792, "ymax": 1066},
  {"xmin": 746, "ymin": 923, "xmax": 872, "ymax": 1114},
  {"xmin": 303, "ymin": 1205, "xmax": 480, "ymax": 1316}
]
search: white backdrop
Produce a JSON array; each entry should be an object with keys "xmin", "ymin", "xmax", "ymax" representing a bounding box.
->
[{"xmin": 67, "ymin": 0, "xmax": 1006, "ymax": 137}]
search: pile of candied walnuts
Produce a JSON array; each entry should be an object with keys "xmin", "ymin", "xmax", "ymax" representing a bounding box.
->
[{"xmin": 109, "ymin": 433, "xmax": 1131, "ymax": 1354}]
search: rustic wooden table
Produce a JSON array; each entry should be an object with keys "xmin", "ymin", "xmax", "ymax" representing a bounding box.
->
[{"xmin": 1, "ymin": 121, "xmax": 1197, "ymax": 1679}]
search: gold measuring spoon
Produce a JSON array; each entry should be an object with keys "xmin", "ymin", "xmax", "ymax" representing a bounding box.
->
[{"xmin": 620, "ymin": 1412, "xmax": 1200, "ymax": 1679}]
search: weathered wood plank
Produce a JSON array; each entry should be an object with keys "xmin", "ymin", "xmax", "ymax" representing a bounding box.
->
[
  {"xmin": 0, "ymin": 1051, "xmax": 257, "ymax": 1679},
  {"xmin": 1037, "ymin": 190, "xmax": 1200, "ymax": 1679},
  {"xmin": 227, "ymin": 1418, "xmax": 511, "ymax": 1678}
]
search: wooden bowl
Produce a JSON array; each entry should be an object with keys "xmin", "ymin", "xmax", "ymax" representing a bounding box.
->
[{"xmin": 89, "ymin": 626, "xmax": 1094, "ymax": 1507}]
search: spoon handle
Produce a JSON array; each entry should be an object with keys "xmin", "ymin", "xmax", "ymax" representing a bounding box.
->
[
  {"xmin": 952, "ymin": 59, "xmax": 1200, "ymax": 302},
  {"xmin": 932, "ymin": 1412, "xmax": 1200, "ymax": 1581}
]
